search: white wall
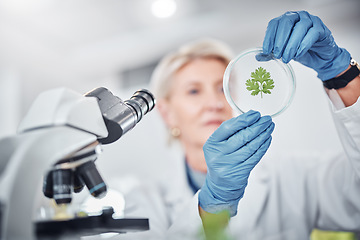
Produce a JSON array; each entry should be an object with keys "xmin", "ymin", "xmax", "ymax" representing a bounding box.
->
[
  {"xmin": 0, "ymin": 0, "xmax": 359, "ymax": 186},
  {"xmin": 96, "ymin": 1, "xmax": 360, "ymax": 184},
  {"xmin": 0, "ymin": 70, "xmax": 21, "ymax": 138}
]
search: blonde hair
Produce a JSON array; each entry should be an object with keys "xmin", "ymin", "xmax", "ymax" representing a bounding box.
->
[{"xmin": 150, "ymin": 38, "xmax": 234, "ymax": 100}]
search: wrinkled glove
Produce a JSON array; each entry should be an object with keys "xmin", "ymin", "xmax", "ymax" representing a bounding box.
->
[
  {"xmin": 262, "ymin": 10, "xmax": 351, "ymax": 81},
  {"xmin": 198, "ymin": 110, "xmax": 275, "ymax": 217}
]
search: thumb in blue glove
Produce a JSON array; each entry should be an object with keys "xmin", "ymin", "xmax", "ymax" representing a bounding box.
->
[
  {"xmin": 262, "ymin": 10, "xmax": 351, "ymax": 81},
  {"xmin": 198, "ymin": 110, "xmax": 275, "ymax": 217}
]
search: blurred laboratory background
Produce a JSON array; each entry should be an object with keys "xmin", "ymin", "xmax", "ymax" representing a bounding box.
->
[{"xmin": 0, "ymin": 0, "xmax": 359, "ymax": 184}]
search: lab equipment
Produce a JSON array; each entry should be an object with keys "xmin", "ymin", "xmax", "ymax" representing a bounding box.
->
[
  {"xmin": 199, "ymin": 110, "xmax": 274, "ymax": 217},
  {"xmin": 223, "ymin": 47, "xmax": 295, "ymax": 117},
  {"xmin": 41, "ymin": 87, "xmax": 155, "ymax": 205},
  {"xmin": 36, "ymin": 207, "xmax": 149, "ymax": 239},
  {"xmin": 262, "ymin": 10, "xmax": 350, "ymax": 81},
  {"xmin": 0, "ymin": 87, "xmax": 155, "ymax": 240}
]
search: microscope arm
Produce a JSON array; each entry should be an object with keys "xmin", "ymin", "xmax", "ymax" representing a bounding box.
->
[{"xmin": 0, "ymin": 88, "xmax": 107, "ymax": 240}]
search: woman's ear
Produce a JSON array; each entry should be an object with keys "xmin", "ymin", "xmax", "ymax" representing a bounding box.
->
[{"xmin": 156, "ymin": 99, "xmax": 176, "ymax": 128}]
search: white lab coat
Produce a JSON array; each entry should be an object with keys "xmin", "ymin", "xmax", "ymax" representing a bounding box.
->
[{"xmin": 112, "ymin": 90, "xmax": 360, "ymax": 240}]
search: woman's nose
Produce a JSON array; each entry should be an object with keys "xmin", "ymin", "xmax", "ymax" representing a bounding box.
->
[
  {"xmin": 205, "ymin": 94, "xmax": 225, "ymax": 110},
  {"xmin": 214, "ymin": 101, "xmax": 225, "ymax": 109}
]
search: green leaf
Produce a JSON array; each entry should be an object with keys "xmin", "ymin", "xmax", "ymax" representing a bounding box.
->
[{"xmin": 245, "ymin": 67, "xmax": 275, "ymax": 98}]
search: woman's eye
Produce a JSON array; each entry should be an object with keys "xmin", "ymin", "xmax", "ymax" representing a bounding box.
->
[{"xmin": 188, "ymin": 89, "xmax": 199, "ymax": 95}]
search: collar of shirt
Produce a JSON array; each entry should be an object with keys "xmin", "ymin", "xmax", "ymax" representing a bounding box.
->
[{"xmin": 185, "ymin": 159, "xmax": 206, "ymax": 194}]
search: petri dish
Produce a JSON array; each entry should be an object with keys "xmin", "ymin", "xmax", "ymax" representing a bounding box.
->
[{"xmin": 223, "ymin": 47, "xmax": 296, "ymax": 117}]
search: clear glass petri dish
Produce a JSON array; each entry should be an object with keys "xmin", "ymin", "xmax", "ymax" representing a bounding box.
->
[{"xmin": 223, "ymin": 47, "xmax": 296, "ymax": 117}]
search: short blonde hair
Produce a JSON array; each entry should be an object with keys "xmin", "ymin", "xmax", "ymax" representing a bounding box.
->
[{"xmin": 150, "ymin": 38, "xmax": 234, "ymax": 100}]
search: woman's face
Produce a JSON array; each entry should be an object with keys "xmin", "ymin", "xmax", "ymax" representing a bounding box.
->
[{"xmin": 163, "ymin": 58, "xmax": 233, "ymax": 148}]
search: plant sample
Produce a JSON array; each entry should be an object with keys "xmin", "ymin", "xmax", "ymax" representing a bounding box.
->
[{"xmin": 245, "ymin": 67, "xmax": 275, "ymax": 98}]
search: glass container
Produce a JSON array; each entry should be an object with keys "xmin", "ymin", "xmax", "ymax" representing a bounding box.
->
[{"xmin": 223, "ymin": 47, "xmax": 296, "ymax": 117}]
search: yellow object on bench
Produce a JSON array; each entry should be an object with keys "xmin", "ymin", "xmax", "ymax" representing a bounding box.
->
[{"xmin": 311, "ymin": 229, "xmax": 356, "ymax": 240}]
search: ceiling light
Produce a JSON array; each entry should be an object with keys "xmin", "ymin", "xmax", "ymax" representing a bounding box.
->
[{"xmin": 151, "ymin": 0, "xmax": 177, "ymax": 18}]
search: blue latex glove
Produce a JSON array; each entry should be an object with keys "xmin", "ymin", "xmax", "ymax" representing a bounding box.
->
[
  {"xmin": 262, "ymin": 11, "xmax": 351, "ymax": 81},
  {"xmin": 198, "ymin": 110, "xmax": 275, "ymax": 217}
]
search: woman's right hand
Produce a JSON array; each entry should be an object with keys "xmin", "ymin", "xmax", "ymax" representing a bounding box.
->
[{"xmin": 198, "ymin": 110, "xmax": 275, "ymax": 217}]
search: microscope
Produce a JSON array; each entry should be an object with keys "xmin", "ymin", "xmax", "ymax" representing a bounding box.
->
[{"xmin": 0, "ymin": 87, "xmax": 155, "ymax": 239}]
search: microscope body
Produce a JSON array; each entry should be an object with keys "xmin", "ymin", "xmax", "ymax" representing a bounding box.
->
[
  {"xmin": 0, "ymin": 88, "xmax": 107, "ymax": 239},
  {"xmin": 0, "ymin": 87, "xmax": 154, "ymax": 239}
]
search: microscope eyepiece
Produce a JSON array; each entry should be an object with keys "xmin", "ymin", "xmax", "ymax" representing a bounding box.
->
[
  {"xmin": 84, "ymin": 87, "xmax": 156, "ymax": 144},
  {"xmin": 124, "ymin": 89, "xmax": 155, "ymax": 123}
]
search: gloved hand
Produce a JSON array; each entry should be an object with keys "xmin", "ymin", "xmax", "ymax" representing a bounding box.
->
[
  {"xmin": 262, "ymin": 11, "xmax": 351, "ymax": 81},
  {"xmin": 198, "ymin": 110, "xmax": 275, "ymax": 217}
]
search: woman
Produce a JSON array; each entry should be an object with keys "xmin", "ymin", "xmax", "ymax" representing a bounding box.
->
[
  {"xmin": 151, "ymin": 36, "xmax": 274, "ymax": 216},
  {"xmin": 144, "ymin": 10, "xmax": 360, "ymax": 240},
  {"xmin": 151, "ymin": 38, "xmax": 235, "ymax": 175}
]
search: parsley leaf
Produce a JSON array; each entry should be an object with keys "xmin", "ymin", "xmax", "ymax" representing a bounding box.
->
[{"xmin": 245, "ymin": 67, "xmax": 275, "ymax": 98}]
